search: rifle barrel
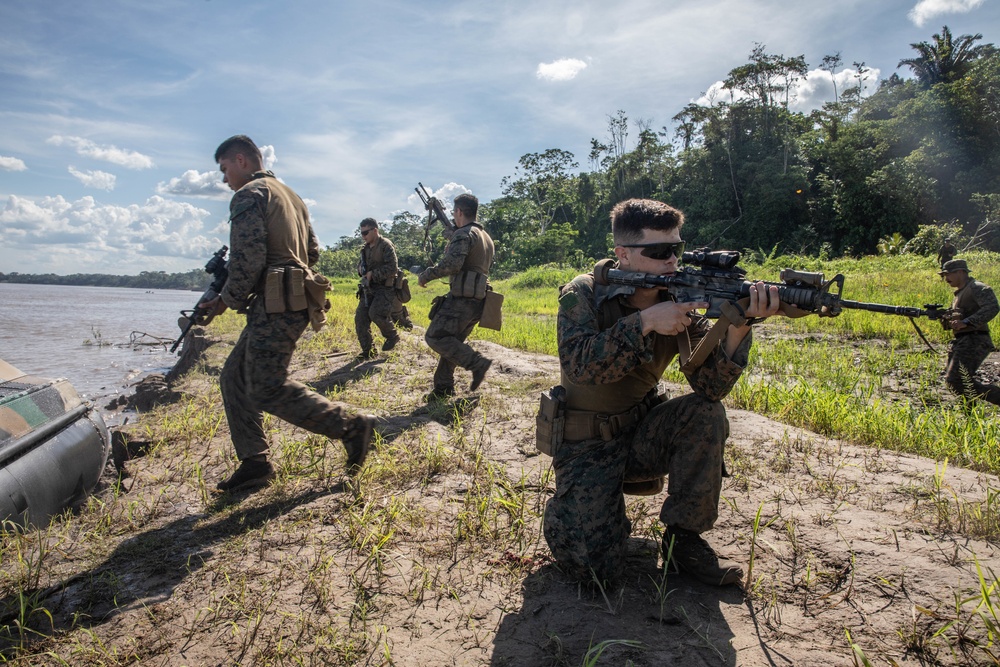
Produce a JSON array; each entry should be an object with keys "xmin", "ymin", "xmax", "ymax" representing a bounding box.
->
[{"xmin": 838, "ymin": 300, "xmax": 928, "ymax": 318}]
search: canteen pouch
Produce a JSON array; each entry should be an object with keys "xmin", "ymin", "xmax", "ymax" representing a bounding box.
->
[
  {"xmin": 396, "ymin": 271, "xmax": 412, "ymax": 304},
  {"xmin": 536, "ymin": 386, "xmax": 566, "ymax": 456},
  {"xmin": 285, "ymin": 267, "xmax": 308, "ymax": 312},
  {"xmin": 449, "ymin": 271, "xmax": 488, "ymax": 299},
  {"xmin": 479, "ymin": 290, "xmax": 504, "ymax": 331},
  {"xmin": 264, "ymin": 268, "xmax": 286, "ymax": 313},
  {"xmin": 428, "ymin": 295, "xmax": 446, "ymax": 321}
]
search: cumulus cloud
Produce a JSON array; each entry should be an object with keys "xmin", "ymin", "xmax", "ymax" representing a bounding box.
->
[
  {"xmin": 0, "ymin": 193, "xmax": 222, "ymax": 262},
  {"xmin": 0, "ymin": 156, "xmax": 27, "ymax": 172},
  {"xmin": 908, "ymin": 0, "xmax": 985, "ymax": 27},
  {"xmin": 693, "ymin": 66, "xmax": 881, "ymax": 113},
  {"xmin": 156, "ymin": 169, "xmax": 230, "ymax": 199},
  {"xmin": 46, "ymin": 135, "xmax": 154, "ymax": 169},
  {"xmin": 536, "ymin": 58, "xmax": 588, "ymax": 82},
  {"xmin": 68, "ymin": 166, "xmax": 116, "ymax": 191}
]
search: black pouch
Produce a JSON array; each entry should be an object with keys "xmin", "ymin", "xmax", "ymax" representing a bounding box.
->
[{"xmin": 428, "ymin": 295, "xmax": 446, "ymax": 321}]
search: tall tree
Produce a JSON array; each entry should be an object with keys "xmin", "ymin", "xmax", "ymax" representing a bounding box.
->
[{"xmin": 898, "ymin": 26, "xmax": 991, "ymax": 86}]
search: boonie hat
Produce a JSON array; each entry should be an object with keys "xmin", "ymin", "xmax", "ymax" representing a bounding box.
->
[{"xmin": 939, "ymin": 259, "xmax": 969, "ymax": 274}]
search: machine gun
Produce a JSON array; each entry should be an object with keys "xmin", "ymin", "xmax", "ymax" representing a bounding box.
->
[
  {"xmin": 170, "ymin": 246, "xmax": 229, "ymax": 353},
  {"xmin": 414, "ymin": 182, "xmax": 456, "ymax": 245},
  {"xmin": 594, "ymin": 248, "xmax": 957, "ymax": 369}
]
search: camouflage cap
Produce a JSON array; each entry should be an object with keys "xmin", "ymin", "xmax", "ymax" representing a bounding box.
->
[{"xmin": 939, "ymin": 259, "xmax": 969, "ymax": 274}]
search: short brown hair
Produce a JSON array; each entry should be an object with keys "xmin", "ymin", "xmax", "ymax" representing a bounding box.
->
[
  {"xmin": 360, "ymin": 217, "xmax": 379, "ymax": 230},
  {"xmin": 454, "ymin": 193, "xmax": 478, "ymax": 219},
  {"xmin": 611, "ymin": 199, "xmax": 684, "ymax": 245},
  {"xmin": 215, "ymin": 135, "xmax": 263, "ymax": 165}
]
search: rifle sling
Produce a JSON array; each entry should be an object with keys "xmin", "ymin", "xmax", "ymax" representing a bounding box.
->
[{"xmin": 679, "ymin": 300, "xmax": 748, "ymax": 374}]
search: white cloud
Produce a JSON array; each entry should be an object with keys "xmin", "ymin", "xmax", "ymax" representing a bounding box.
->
[
  {"xmin": 908, "ymin": 0, "xmax": 985, "ymax": 27},
  {"xmin": 0, "ymin": 156, "xmax": 27, "ymax": 171},
  {"xmin": 536, "ymin": 58, "xmax": 588, "ymax": 82},
  {"xmin": 0, "ymin": 194, "xmax": 222, "ymax": 263},
  {"xmin": 694, "ymin": 66, "xmax": 881, "ymax": 113},
  {"xmin": 46, "ymin": 135, "xmax": 154, "ymax": 169},
  {"xmin": 68, "ymin": 166, "xmax": 116, "ymax": 191},
  {"xmin": 156, "ymin": 169, "xmax": 230, "ymax": 199}
]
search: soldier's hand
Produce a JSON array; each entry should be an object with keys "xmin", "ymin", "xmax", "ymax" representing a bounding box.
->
[
  {"xmin": 640, "ymin": 301, "xmax": 708, "ymax": 336},
  {"xmin": 744, "ymin": 282, "xmax": 782, "ymax": 319}
]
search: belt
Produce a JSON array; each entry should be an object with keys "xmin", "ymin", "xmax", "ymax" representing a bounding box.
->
[
  {"xmin": 956, "ymin": 331, "xmax": 991, "ymax": 337},
  {"xmin": 562, "ymin": 389, "xmax": 665, "ymax": 442}
]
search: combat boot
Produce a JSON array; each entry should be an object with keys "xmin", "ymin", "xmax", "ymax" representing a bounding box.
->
[
  {"xmin": 343, "ymin": 414, "xmax": 376, "ymax": 474},
  {"xmin": 382, "ymin": 334, "xmax": 400, "ymax": 352},
  {"xmin": 216, "ymin": 458, "xmax": 275, "ymax": 493},
  {"xmin": 663, "ymin": 527, "xmax": 743, "ymax": 586},
  {"xmin": 425, "ymin": 387, "xmax": 455, "ymax": 403},
  {"xmin": 469, "ymin": 358, "xmax": 492, "ymax": 392}
]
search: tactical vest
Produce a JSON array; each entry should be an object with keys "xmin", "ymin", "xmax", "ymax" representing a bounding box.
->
[
  {"xmin": 561, "ymin": 275, "xmax": 678, "ymax": 415},
  {"xmin": 449, "ymin": 223, "xmax": 495, "ymax": 299},
  {"xmin": 251, "ymin": 173, "xmax": 314, "ymax": 272},
  {"xmin": 360, "ymin": 238, "xmax": 396, "ymax": 288},
  {"xmin": 953, "ymin": 279, "xmax": 997, "ymax": 335}
]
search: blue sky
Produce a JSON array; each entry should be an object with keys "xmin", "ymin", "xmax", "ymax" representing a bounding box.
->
[{"xmin": 1, "ymin": 0, "xmax": 996, "ymax": 275}]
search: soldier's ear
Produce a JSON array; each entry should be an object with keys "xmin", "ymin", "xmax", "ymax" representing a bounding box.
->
[{"xmin": 613, "ymin": 245, "xmax": 629, "ymax": 264}]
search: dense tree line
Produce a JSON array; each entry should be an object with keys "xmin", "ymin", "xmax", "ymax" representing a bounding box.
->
[{"xmin": 0, "ymin": 269, "xmax": 206, "ymax": 290}]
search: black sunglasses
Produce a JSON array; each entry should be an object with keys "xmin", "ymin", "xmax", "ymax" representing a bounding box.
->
[
  {"xmin": 360, "ymin": 229, "xmax": 374, "ymax": 236},
  {"xmin": 619, "ymin": 241, "xmax": 685, "ymax": 260}
]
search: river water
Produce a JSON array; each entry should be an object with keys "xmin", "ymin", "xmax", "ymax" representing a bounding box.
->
[{"xmin": 0, "ymin": 283, "xmax": 198, "ymax": 415}]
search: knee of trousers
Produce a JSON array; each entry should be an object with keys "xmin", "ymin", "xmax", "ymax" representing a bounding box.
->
[{"xmin": 672, "ymin": 394, "xmax": 729, "ymax": 435}]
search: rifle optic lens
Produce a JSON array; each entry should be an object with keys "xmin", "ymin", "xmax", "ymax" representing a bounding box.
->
[{"xmin": 619, "ymin": 241, "xmax": 686, "ymax": 260}]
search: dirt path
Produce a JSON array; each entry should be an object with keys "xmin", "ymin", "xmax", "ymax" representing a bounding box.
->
[{"xmin": 5, "ymin": 327, "xmax": 1000, "ymax": 666}]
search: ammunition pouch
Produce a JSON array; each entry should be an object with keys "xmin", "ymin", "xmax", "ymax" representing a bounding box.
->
[
  {"xmin": 449, "ymin": 270, "xmax": 489, "ymax": 299},
  {"xmin": 264, "ymin": 266, "xmax": 308, "ymax": 314},
  {"xmin": 535, "ymin": 386, "xmax": 566, "ymax": 456},
  {"xmin": 395, "ymin": 271, "xmax": 412, "ymax": 304},
  {"xmin": 428, "ymin": 295, "xmax": 446, "ymax": 321},
  {"xmin": 479, "ymin": 290, "xmax": 504, "ymax": 331}
]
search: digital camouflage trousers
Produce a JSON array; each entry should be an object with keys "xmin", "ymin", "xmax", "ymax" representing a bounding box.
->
[
  {"xmin": 355, "ymin": 286, "xmax": 398, "ymax": 353},
  {"xmin": 945, "ymin": 333, "xmax": 1000, "ymax": 405},
  {"xmin": 543, "ymin": 393, "xmax": 729, "ymax": 583},
  {"xmin": 424, "ymin": 295, "xmax": 490, "ymax": 393},
  {"xmin": 220, "ymin": 300, "xmax": 360, "ymax": 460}
]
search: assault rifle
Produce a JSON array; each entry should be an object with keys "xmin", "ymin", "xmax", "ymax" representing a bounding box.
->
[
  {"xmin": 594, "ymin": 248, "xmax": 957, "ymax": 369},
  {"xmin": 170, "ymin": 246, "xmax": 229, "ymax": 353},
  {"xmin": 414, "ymin": 182, "xmax": 456, "ymax": 243}
]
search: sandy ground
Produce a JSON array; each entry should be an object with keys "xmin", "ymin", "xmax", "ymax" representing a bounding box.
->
[{"xmin": 4, "ymin": 326, "xmax": 1000, "ymax": 666}]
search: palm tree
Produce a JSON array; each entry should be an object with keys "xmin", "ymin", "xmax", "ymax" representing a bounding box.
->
[{"xmin": 898, "ymin": 26, "xmax": 991, "ymax": 86}]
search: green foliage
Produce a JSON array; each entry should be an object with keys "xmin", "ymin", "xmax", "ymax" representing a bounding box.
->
[
  {"xmin": 876, "ymin": 232, "xmax": 907, "ymax": 255},
  {"xmin": 904, "ymin": 222, "xmax": 964, "ymax": 255}
]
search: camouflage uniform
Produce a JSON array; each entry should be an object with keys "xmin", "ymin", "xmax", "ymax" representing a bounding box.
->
[
  {"xmin": 937, "ymin": 241, "xmax": 957, "ymax": 268},
  {"xmin": 418, "ymin": 222, "xmax": 495, "ymax": 394},
  {"xmin": 944, "ymin": 278, "xmax": 1000, "ymax": 405},
  {"xmin": 356, "ymin": 236, "xmax": 401, "ymax": 353},
  {"xmin": 544, "ymin": 275, "xmax": 749, "ymax": 583},
  {"xmin": 219, "ymin": 171, "xmax": 367, "ymax": 461}
]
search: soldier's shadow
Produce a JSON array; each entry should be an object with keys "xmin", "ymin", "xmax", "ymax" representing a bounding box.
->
[
  {"xmin": 311, "ymin": 354, "xmax": 387, "ymax": 394},
  {"xmin": 373, "ymin": 396, "xmax": 482, "ymax": 449},
  {"xmin": 490, "ymin": 538, "xmax": 748, "ymax": 666},
  {"xmin": 0, "ymin": 485, "xmax": 348, "ymax": 653}
]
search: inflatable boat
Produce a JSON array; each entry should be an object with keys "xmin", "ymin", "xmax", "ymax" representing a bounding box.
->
[{"xmin": 0, "ymin": 358, "xmax": 110, "ymax": 527}]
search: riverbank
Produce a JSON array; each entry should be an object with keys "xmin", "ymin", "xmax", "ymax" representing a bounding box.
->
[{"xmin": 3, "ymin": 312, "xmax": 1000, "ymax": 665}]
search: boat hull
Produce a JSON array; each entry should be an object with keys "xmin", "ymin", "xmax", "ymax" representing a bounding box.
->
[{"xmin": 0, "ymin": 359, "xmax": 111, "ymax": 527}]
